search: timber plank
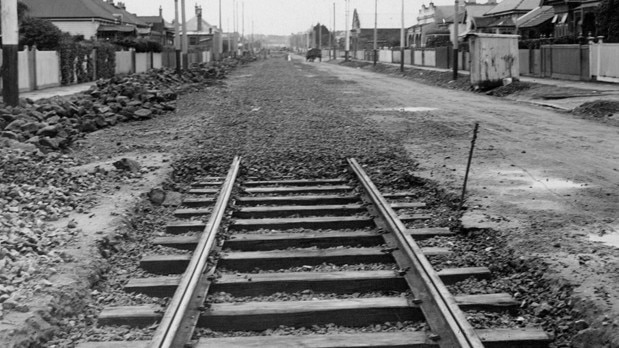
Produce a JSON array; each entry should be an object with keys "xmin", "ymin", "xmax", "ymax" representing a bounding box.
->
[
  {"xmin": 173, "ymin": 208, "xmax": 211, "ymax": 218},
  {"xmin": 152, "ymin": 235, "xmax": 200, "ymax": 250},
  {"xmin": 390, "ymin": 202, "xmax": 427, "ymax": 209},
  {"xmin": 244, "ymin": 179, "xmax": 348, "ymax": 186},
  {"xmin": 124, "ymin": 276, "xmax": 181, "ymax": 297},
  {"xmin": 244, "ymin": 185, "xmax": 353, "ymax": 194},
  {"xmin": 76, "ymin": 328, "xmax": 551, "ymax": 348},
  {"xmin": 212, "ymin": 270, "xmax": 406, "ymax": 296},
  {"xmin": 140, "ymin": 254, "xmax": 192, "ymax": 274},
  {"xmin": 218, "ymin": 247, "xmax": 449, "ymax": 271},
  {"xmin": 125, "ymin": 267, "xmax": 491, "ymax": 297},
  {"xmin": 196, "ymin": 331, "xmax": 434, "ymax": 348},
  {"xmin": 218, "ymin": 248, "xmax": 394, "ymax": 271},
  {"xmin": 165, "ymin": 221, "xmax": 205, "ymax": 234},
  {"xmin": 192, "ymin": 181, "xmax": 224, "ymax": 187},
  {"xmin": 437, "ymin": 267, "xmax": 491, "ymax": 285},
  {"xmin": 224, "ymin": 230, "xmax": 383, "ymax": 251},
  {"xmin": 181, "ymin": 197, "xmax": 216, "ymax": 207},
  {"xmin": 455, "ymin": 293, "xmax": 519, "ymax": 312},
  {"xmin": 188, "ymin": 188, "xmax": 219, "ymax": 195},
  {"xmin": 477, "ymin": 328, "xmax": 552, "ymax": 348},
  {"xmin": 235, "ymin": 194, "xmax": 360, "ymax": 206},
  {"xmin": 409, "ymin": 227, "xmax": 456, "ymax": 240},
  {"xmin": 97, "ymin": 304, "xmax": 162, "ymax": 327},
  {"xmin": 381, "ymin": 192, "xmax": 418, "ymax": 199},
  {"xmin": 234, "ymin": 204, "xmax": 366, "ymax": 218},
  {"xmin": 230, "ymin": 216, "xmax": 375, "ymax": 231},
  {"xmin": 200, "ymin": 297, "xmax": 422, "ymax": 331},
  {"xmin": 398, "ymin": 214, "xmax": 432, "ymax": 222}
]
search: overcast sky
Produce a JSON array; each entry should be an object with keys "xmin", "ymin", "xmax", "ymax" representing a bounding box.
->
[{"xmin": 121, "ymin": 0, "xmax": 460, "ymax": 36}]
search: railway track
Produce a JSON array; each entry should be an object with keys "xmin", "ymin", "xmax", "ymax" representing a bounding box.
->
[{"xmin": 78, "ymin": 157, "xmax": 551, "ymax": 348}]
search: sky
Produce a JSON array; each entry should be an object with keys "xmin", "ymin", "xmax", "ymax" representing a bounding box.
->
[{"xmin": 120, "ymin": 0, "xmax": 463, "ymax": 36}]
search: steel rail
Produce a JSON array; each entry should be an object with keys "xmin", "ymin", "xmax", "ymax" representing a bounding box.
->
[
  {"xmin": 348, "ymin": 158, "xmax": 485, "ymax": 348},
  {"xmin": 150, "ymin": 156, "xmax": 241, "ymax": 348}
]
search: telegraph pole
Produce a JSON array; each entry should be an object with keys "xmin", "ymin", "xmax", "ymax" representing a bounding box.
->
[
  {"xmin": 333, "ymin": 2, "xmax": 336, "ymax": 59},
  {"xmin": 400, "ymin": 0, "xmax": 405, "ymax": 72},
  {"xmin": 1, "ymin": 0, "xmax": 19, "ymax": 106},
  {"xmin": 453, "ymin": 0, "xmax": 460, "ymax": 79},
  {"xmin": 373, "ymin": 0, "xmax": 377, "ymax": 66},
  {"xmin": 174, "ymin": 0, "xmax": 181, "ymax": 74},
  {"xmin": 219, "ymin": 0, "xmax": 223, "ymax": 57},
  {"xmin": 345, "ymin": 0, "xmax": 350, "ymax": 61},
  {"xmin": 181, "ymin": 0, "xmax": 188, "ymax": 69}
]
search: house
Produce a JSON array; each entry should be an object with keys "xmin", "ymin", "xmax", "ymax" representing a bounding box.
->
[
  {"xmin": 478, "ymin": 0, "xmax": 541, "ymax": 34},
  {"xmin": 21, "ymin": 0, "xmax": 148, "ymax": 40},
  {"xmin": 407, "ymin": 2, "xmax": 465, "ymax": 47},
  {"xmin": 138, "ymin": 6, "xmax": 175, "ymax": 46},
  {"xmin": 350, "ymin": 9, "xmax": 402, "ymax": 50},
  {"xmin": 177, "ymin": 5, "xmax": 221, "ymax": 52},
  {"xmin": 440, "ymin": 2, "xmax": 498, "ymax": 46},
  {"xmin": 517, "ymin": 6, "xmax": 555, "ymax": 39},
  {"xmin": 540, "ymin": 0, "xmax": 600, "ymax": 37}
]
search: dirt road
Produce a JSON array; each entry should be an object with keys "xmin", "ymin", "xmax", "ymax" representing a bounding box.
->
[{"xmin": 307, "ymin": 57, "xmax": 619, "ymax": 344}]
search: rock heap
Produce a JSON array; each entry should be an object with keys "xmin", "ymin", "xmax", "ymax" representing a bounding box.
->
[{"xmin": 0, "ymin": 60, "xmax": 234, "ymax": 151}]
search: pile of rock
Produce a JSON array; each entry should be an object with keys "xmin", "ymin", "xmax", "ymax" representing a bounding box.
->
[{"xmin": 0, "ymin": 62, "xmax": 233, "ymax": 151}]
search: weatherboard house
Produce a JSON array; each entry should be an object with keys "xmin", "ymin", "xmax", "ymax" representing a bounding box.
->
[{"xmin": 20, "ymin": 0, "xmax": 149, "ymax": 40}]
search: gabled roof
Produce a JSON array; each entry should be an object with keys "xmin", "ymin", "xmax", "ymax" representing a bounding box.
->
[
  {"xmin": 20, "ymin": 0, "xmax": 117, "ymax": 21},
  {"xmin": 485, "ymin": 0, "xmax": 541, "ymax": 16},
  {"xmin": 21, "ymin": 0, "xmax": 148, "ymax": 27},
  {"xmin": 518, "ymin": 6, "xmax": 554, "ymax": 27},
  {"xmin": 184, "ymin": 16, "xmax": 218, "ymax": 34}
]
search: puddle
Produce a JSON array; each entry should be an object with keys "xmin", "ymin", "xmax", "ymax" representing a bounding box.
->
[
  {"xmin": 375, "ymin": 107, "xmax": 438, "ymax": 112},
  {"xmin": 589, "ymin": 224, "xmax": 619, "ymax": 248},
  {"xmin": 495, "ymin": 170, "xmax": 587, "ymax": 192}
]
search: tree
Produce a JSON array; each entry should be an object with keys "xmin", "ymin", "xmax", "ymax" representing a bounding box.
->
[
  {"xmin": 19, "ymin": 17, "xmax": 63, "ymax": 50},
  {"xmin": 597, "ymin": 0, "xmax": 619, "ymax": 42}
]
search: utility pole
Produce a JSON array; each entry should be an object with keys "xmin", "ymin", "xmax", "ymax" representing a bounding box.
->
[
  {"xmin": 1, "ymin": 0, "xmax": 19, "ymax": 106},
  {"xmin": 242, "ymin": 2, "xmax": 245, "ymax": 52},
  {"xmin": 453, "ymin": 0, "xmax": 460, "ymax": 80},
  {"xmin": 219, "ymin": 0, "xmax": 223, "ymax": 57},
  {"xmin": 345, "ymin": 0, "xmax": 350, "ymax": 61},
  {"xmin": 181, "ymin": 0, "xmax": 188, "ymax": 69},
  {"xmin": 174, "ymin": 0, "xmax": 181, "ymax": 74},
  {"xmin": 373, "ymin": 0, "xmax": 377, "ymax": 66},
  {"xmin": 333, "ymin": 2, "xmax": 336, "ymax": 59},
  {"xmin": 318, "ymin": 22, "xmax": 322, "ymax": 50},
  {"xmin": 227, "ymin": 18, "xmax": 231, "ymax": 56},
  {"xmin": 400, "ymin": 0, "xmax": 405, "ymax": 72}
]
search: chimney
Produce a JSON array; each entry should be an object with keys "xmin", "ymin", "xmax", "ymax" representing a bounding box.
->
[
  {"xmin": 118, "ymin": 2, "xmax": 126, "ymax": 10},
  {"xmin": 107, "ymin": 0, "xmax": 114, "ymax": 5},
  {"xmin": 159, "ymin": 6, "xmax": 163, "ymax": 18},
  {"xmin": 196, "ymin": 5, "xmax": 203, "ymax": 31},
  {"xmin": 487, "ymin": 0, "xmax": 496, "ymax": 4}
]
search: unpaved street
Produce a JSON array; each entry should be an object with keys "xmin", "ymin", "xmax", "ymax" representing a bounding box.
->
[{"xmin": 309, "ymin": 57, "xmax": 619, "ymax": 343}]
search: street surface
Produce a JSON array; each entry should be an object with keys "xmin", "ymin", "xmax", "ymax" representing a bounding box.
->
[{"xmin": 307, "ymin": 56, "xmax": 619, "ymax": 340}]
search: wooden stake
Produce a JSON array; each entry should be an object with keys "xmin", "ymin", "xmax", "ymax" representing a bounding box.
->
[{"xmin": 460, "ymin": 123, "xmax": 479, "ymax": 210}]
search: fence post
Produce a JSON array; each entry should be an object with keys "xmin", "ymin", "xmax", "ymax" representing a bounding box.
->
[
  {"xmin": 91, "ymin": 48, "xmax": 97, "ymax": 81},
  {"xmin": 27, "ymin": 46, "xmax": 37, "ymax": 91},
  {"xmin": 597, "ymin": 36, "xmax": 604, "ymax": 80},
  {"xmin": 131, "ymin": 48, "xmax": 136, "ymax": 74}
]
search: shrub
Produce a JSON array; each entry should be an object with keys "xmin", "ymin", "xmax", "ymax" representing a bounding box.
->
[{"xmin": 19, "ymin": 17, "xmax": 62, "ymax": 50}]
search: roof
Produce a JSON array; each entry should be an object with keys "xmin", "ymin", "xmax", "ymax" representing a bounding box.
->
[
  {"xmin": 472, "ymin": 16, "xmax": 498, "ymax": 28},
  {"xmin": 98, "ymin": 25, "xmax": 136, "ymax": 32},
  {"xmin": 139, "ymin": 16, "xmax": 164, "ymax": 24},
  {"xmin": 22, "ymin": 0, "xmax": 148, "ymax": 27},
  {"xmin": 20, "ymin": 0, "xmax": 117, "ymax": 21},
  {"xmin": 485, "ymin": 0, "xmax": 541, "ymax": 16},
  {"xmin": 488, "ymin": 16, "xmax": 517, "ymax": 27},
  {"xmin": 518, "ymin": 6, "xmax": 554, "ymax": 27}
]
